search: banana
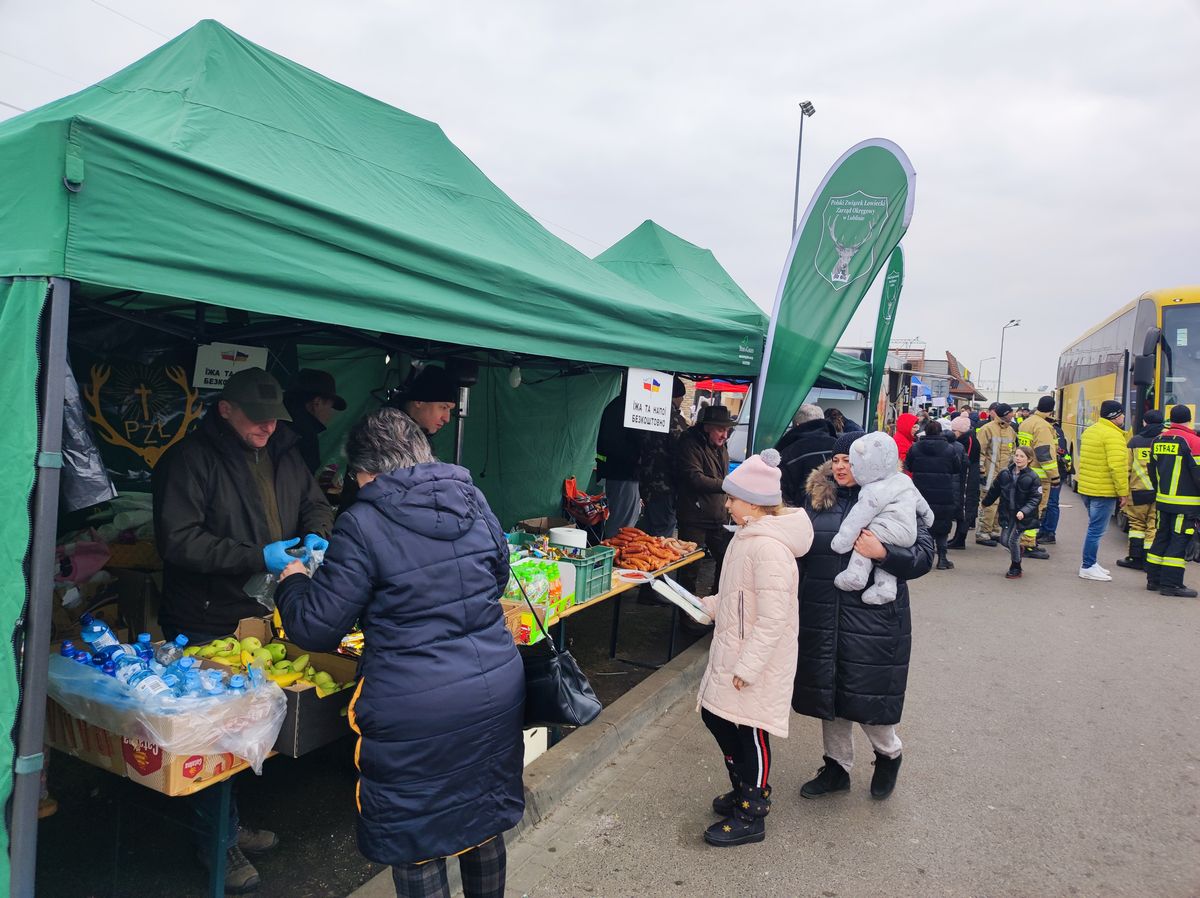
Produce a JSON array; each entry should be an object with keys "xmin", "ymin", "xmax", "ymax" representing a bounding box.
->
[{"xmin": 290, "ymin": 653, "xmax": 310, "ymax": 672}]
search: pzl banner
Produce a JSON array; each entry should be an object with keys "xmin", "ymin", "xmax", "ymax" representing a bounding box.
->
[
  {"xmin": 869, "ymin": 246, "xmax": 905, "ymax": 431},
  {"xmin": 753, "ymin": 139, "xmax": 915, "ymax": 450}
]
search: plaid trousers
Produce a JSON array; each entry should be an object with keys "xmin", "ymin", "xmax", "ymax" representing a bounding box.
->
[{"xmin": 391, "ymin": 836, "xmax": 506, "ymax": 898}]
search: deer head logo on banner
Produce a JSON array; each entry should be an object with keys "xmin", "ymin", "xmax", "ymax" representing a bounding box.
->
[
  {"xmin": 84, "ymin": 364, "xmax": 203, "ymax": 468},
  {"xmin": 815, "ymin": 191, "xmax": 890, "ymax": 290}
]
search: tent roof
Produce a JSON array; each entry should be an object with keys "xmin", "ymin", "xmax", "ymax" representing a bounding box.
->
[
  {"xmin": 596, "ymin": 220, "xmax": 867, "ymax": 388},
  {"xmin": 0, "ymin": 21, "xmax": 759, "ymax": 375},
  {"xmin": 595, "ymin": 220, "xmax": 768, "ymax": 335}
]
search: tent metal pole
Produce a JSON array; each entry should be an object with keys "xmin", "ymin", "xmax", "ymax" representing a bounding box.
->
[
  {"xmin": 10, "ymin": 277, "xmax": 71, "ymax": 898},
  {"xmin": 454, "ymin": 386, "xmax": 470, "ymax": 466},
  {"xmin": 745, "ymin": 378, "xmax": 759, "ymax": 454}
]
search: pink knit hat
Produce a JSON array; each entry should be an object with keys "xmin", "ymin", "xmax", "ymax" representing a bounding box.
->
[
  {"xmin": 950, "ymin": 415, "xmax": 972, "ymax": 435},
  {"xmin": 722, "ymin": 448, "xmax": 783, "ymax": 506}
]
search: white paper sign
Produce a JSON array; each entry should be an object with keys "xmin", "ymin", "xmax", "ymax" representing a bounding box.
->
[
  {"xmin": 192, "ymin": 342, "xmax": 270, "ymax": 390},
  {"xmin": 623, "ymin": 367, "xmax": 672, "ymax": 433}
]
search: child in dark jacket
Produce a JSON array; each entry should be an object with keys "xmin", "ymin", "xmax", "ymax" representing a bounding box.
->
[{"xmin": 982, "ymin": 445, "xmax": 1043, "ymax": 579}]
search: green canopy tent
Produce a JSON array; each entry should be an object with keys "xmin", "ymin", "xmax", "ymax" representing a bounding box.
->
[
  {"xmin": 594, "ymin": 219, "xmax": 872, "ymax": 434},
  {"xmin": 0, "ymin": 22, "xmax": 765, "ymax": 893}
]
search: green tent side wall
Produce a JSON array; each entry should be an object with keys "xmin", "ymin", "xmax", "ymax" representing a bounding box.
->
[{"xmin": 0, "ymin": 278, "xmax": 51, "ymax": 886}]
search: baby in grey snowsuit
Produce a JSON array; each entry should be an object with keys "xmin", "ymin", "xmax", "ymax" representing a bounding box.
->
[{"xmin": 832, "ymin": 431, "xmax": 935, "ymax": 604}]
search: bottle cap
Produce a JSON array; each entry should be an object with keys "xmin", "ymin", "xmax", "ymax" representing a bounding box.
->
[
  {"xmin": 178, "ymin": 657, "xmax": 195, "ymax": 670},
  {"xmin": 175, "ymin": 634, "xmax": 189, "ymax": 647},
  {"xmin": 138, "ymin": 632, "xmax": 152, "ymax": 642},
  {"xmin": 229, "ymin": 674, "xmax": 246, "ymax": 688}
]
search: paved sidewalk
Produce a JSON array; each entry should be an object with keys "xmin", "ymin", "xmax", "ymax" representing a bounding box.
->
[{"xmin": 504, "ymin": 497, "xmax": 1200, "ymax": 898}]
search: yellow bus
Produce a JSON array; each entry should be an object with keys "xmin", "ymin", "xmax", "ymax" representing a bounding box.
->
[{"xmin": 1056, "ymin": 285, "xmax": 1200, "ymax": 468}]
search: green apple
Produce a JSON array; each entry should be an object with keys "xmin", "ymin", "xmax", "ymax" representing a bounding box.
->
[
  {"xmin": 239, "ymin": 636, "xmax": 263, "ymax": 653},
  {"xmin": 266, "ymin": 643, "xmax": 287, "ymax": 663}
]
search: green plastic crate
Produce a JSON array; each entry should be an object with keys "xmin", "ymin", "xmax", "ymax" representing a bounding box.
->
[{"xmin": 561, "ymin": 545, "xmax": 616, "ymax": 605}]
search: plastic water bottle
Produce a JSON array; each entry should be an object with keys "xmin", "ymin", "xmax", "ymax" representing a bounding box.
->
[
  {"xmin": 154, "ymin": 634, "xmax": 189, "ymax": 666},
  {"xmin": 162, "ymin": 673, "xmax": 181, "ymax": 694},
  {"xmin": 165, "ymin": 656, "xmax": 195, "ymax": 681},
  {"xmin": 227, "ymin": 674, "xmax": 247, "ymax": 695},
  {"xmin": 200, "ymin": 669, "xmax": 227, "ymax": 695},
  {"xmin": 79, "ymin": 617, "xmax": 121, "ymax": 654},
  {"xmin": 90, "ymin": 653, "xmax": 106, "ymax": 668},
  {"xmin": 135, "ymin": 633, "xmax": 155, "ymax": 663},
  {"xmin": 59, "ymin": 641, "xmax": 77, "ymax": 658},
  {"xmin": 72, "ymin": 650, "xmax": 92, "ymax": 665},
  {"xmin": 101, "ymin": 661, "xmax": 116, "ymax": 678},
  {"xmin": 113, "ymin": 656, "xmax": 172, "ymax": 701}
]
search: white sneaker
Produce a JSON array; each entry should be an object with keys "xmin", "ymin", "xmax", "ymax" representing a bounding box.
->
[
  {"xmin": 1096, "ymin": 564, "xmax": 1111, "ymax": 575},
  {"xmin": 1079, "ymin": 564, "xmax": 1112, "ymax": 581}
]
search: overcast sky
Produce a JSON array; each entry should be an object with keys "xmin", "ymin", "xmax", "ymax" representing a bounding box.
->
[{"xmin": 3, "ymin": 0, "xmax": 1199, "ymax": 396}]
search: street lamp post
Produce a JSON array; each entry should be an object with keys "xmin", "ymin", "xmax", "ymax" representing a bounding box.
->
[
  {"xmin": 978, "ymin": 355, "xmax": 997, "ymax": 400},
  {"xmin": 996, "ymin": 320, "xmax": 1021, "ymax": 404},
  {"xmin": 791, "ymin": 100, "xmax": 816, "ymax": 236}
]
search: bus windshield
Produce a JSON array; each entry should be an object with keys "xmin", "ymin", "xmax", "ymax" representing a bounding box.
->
[{"xmin": 1161, "ymin": 305, "xmax": 1200, "ymax": 411}]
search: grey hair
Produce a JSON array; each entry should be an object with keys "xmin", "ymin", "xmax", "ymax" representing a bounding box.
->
[
  {"xmin": 792, "ymin": 404, "xmax": 824, "ymax": 426},
  {"xmin": 346, "ymin": 407, "xmax": 434, "ymax": 475}
]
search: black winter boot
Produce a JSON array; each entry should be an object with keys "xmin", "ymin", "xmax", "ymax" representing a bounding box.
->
[
  {"xmin": 936, "ymin": 554, "xmax": 955, "ymax": 570},
  {"xmin": 975, "ymin": 535, "xmax": 999, "ymax": 547},
  {"xmin": 712, "ymin": 756, "xmax": 739, "ymax": 816},
  {"xmin": 1005, "ymin": 564, "xmax": 1022, "ymax": 579},
  {"xmin": 1160, "ymin": 585, "xmax": 1198, "ymax": 598},
  {"xmin": 704, "ymin": 782, "xmax": 769, "ymax": 847},
  {"xmin": 800, "ymin": 756, "xmax": 850, "ymax": 799},
  {"xmin": 870, "ymin": 752, "xmax": 902, "ymax": 799},
  {"xmin": 1116, "ymin": 538, "xmax": 1144, "ymax": 570},
  {"xmin": 1022, "ymin": 546, "xmax": 1050, "ymax": 560}
]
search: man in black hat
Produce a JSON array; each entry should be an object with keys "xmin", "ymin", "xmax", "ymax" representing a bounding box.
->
[
  {"xmin": 637, "ymin": 376, "xmax": 689, "ymax": 537},
  {"xmin": 284, "ymin": 368, "xmax": 347, "ymax": 473},
  {"xmin": 152, "ymin": 367, "xmax": 333, "ymax": 893},
  {"xmin": 391, "ymin": 364, "xmax": 459, "ymax": 438},
  {"xmin": 673, "ymin": 404, "xmax": 737, "ymax": 593}
]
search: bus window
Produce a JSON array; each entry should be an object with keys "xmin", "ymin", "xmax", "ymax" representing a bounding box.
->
[{"xmin": 1161, "ymin": 306, "xmax": 1200, "ymax": 410}]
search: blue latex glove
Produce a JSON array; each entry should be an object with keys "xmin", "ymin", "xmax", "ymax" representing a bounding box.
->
[
  {"xmin": 264, "ymin": 538, "xmax": 308, "ymax": 574},
  {"xmin": 303, "ymin": 533, "xmax": 329, "ymax": 555}
]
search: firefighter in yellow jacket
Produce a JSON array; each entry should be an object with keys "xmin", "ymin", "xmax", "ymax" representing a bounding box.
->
[
  {"xmin": 1017, "ymin": 396, "xmax": 1061, "ymax": 558},
  {"xmin": 976, "ymin": 403, "xmax": 1017, "ymax": 546},
  {"xmin": 1146, "ymin": 405, "xmax": 1200, "ymax": 597},
  {"xmin": 1117, "ymin": 410, "xmax": 1163, "ymax": 570}
]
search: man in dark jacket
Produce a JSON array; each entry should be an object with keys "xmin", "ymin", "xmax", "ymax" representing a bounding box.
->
[
  {"xmin": 596, "ymin": 387, "xmax": 644, "ymax": 538},
  {"xmin": 905, "ymin": 420, "xmax": 964, "ymax": 570},
  {"xmin": 673, "ymin": 404, "xmax": 735, "ymax": 593},
  {"xmin": 152, "ymin": 367, "xmax": 333, "ymax": 893},
  {"xmin": 637, "ymin": 377, "xmax": 688, "ymax": 537},
  {"xmin": 282, "ymin": 368, "xmax": 346, "ymax": 473},
  {"xmin": 947, "ymin": 414, "xmax": 980, "ymax": 549},
  {"xmin": 777, "ymin": 404, "xmax": 837, "ymax": 507}
]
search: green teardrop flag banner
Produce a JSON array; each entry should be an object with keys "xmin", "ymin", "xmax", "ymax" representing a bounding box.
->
[
  {"xmin": 868, "ymin": 245, "xmax": 905, "ymax": 431},
  {"xmin": 752, "ymin": 139, "xmax": 915, "ymax": 450}
]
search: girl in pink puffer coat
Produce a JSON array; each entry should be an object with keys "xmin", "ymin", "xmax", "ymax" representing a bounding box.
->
[{"xmin": 694, "ymin": 449, "xmax": 813, "ymax": 848}]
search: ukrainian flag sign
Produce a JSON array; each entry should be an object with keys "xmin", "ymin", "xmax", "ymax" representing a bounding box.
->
[{"xmin": 623, "ymin": 367, "xmax": 672, "ymax": 432}]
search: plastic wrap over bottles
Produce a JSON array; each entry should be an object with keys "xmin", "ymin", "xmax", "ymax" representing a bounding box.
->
[
  {"xmin": 47, "ymin": 655, "xmax": 286, "ymax": 773},
  {"xmin": 61, "ymin": 358, "xmax": 119, "ymax": 512}
]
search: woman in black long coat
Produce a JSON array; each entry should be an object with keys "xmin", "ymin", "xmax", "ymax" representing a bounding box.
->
[
  {"xmin": 794, "ymin": 431, "xmax": 934, "ymax": 802},
  {"xmin": 905, "ymin": 420, "xmax": 964, "ymax": 569},
  {"xmin": 948, "ymin": 415, "xmax": 981, "ymax": 549},
  {"xmin": 277, "ymin": 408, "xmax": 524, "ymax": 898}
]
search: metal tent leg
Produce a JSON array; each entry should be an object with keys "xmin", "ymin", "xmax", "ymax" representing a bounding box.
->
[{"xmin": 10, "ymin": 277, "xmax": 70, "ymax": 898}]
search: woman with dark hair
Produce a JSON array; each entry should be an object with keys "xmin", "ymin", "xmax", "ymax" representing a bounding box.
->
[
  {"xmin": 905, "ymin": 420, "xmax": 964, "ymax": 570},
  {"xmin": 277, "ymin": 408, "xmax": 524, "ymax": 898},
  {"xmin": 793, "ymin": 431, "xmax": 933, "ymax": 802}
]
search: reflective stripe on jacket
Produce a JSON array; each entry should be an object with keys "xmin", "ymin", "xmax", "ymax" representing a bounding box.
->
[
  {"xmin": 1018, "ymin": 411, "xmax": 1061, "ymax": 486},
  {"xmin": 1150, "ymin": 424, "xmax": 1200, "ymax": 512}
]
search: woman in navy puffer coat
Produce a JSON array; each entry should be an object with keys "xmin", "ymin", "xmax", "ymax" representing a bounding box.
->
[{"xmin": 277, "ymin": 408, "xmax": 524, "ymax": 898}]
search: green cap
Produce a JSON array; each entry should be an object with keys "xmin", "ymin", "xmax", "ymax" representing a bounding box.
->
[{"xmin": 220, "ymin": 367, "xmax": 292, "ymax": 423}]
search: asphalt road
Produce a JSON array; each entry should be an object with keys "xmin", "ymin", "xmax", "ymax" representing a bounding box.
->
[{"xmin": 505, "ymin": 495, "xmax": 1200, "ymax": 898}]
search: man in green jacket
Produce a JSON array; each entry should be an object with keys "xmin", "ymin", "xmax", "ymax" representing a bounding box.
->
[{"xmin": 1076, "ymin": 400, "xmax": 1130, "ymax": 581}]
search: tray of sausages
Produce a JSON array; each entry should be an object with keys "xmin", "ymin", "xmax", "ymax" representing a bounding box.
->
[{"xmin": 601, "ymin": 527, "xmax": 700, "ymax": 573}]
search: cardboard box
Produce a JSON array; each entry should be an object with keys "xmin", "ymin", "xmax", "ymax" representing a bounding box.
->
[
  {"xmin": 234, "ymin": 618, "xmax": 358, "ymax": 757},
  {"xmin": 46, "ymin": 699, "xmax": 249, "ymax": 796},
  {"xmin": 516, "ymin": 516, "xmax": 573, "ymax": 535}
]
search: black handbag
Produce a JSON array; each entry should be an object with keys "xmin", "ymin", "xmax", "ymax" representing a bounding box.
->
[{"xmin": 511, "ymin": 567, "xmax": 602, "ymax": 728}]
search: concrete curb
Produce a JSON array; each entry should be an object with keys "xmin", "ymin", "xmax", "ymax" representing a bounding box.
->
[{"xmin": 348, "ymin": 635, "xmax": 711, "ymax": 898}]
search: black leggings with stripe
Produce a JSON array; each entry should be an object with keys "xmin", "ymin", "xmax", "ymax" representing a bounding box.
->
[{"xmin": 701, "ymin": 708, "xmax": 771, "ymax": 788}]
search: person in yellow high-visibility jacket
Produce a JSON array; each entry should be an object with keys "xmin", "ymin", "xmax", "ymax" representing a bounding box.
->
[
  {"xmin": 1117, "ymin": 410, "xmax": 1163, "ymax": 570},
  {"xmin": 1017, "ymin": 397, "xmax": 1061, "ymax": 559}
]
